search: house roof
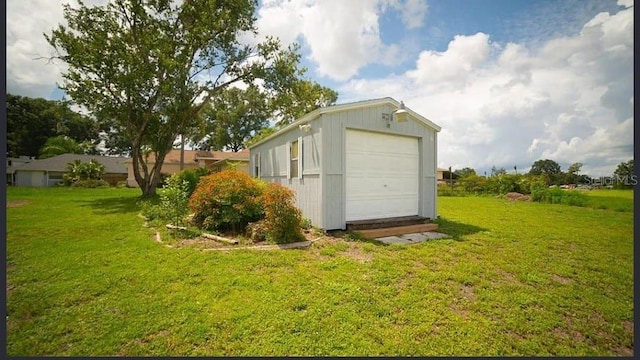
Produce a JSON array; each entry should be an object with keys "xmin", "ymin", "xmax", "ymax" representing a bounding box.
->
[
  {"xmin": 123, "ymin": 148, "xmax": 250, "ymax": 164},
  {"xmin": 249, "ymin": 97, "xmax": 441, "ymax": 149},
  {"xmin": 13, "ymin": 154, "xmax": 130, "ymax": 174}
]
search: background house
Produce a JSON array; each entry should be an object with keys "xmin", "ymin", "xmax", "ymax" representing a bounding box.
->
[
  {"xmin": 437, "ymin": 167, "xmax": 460, "ymax": 185},
  {"xmin": 125, "ymin": 149, "xmax": 249, "ymax": 187},
  {"xmin": 249, "ymin": 97, "xmax": 441, "ymax": 230},
  {"xmin": 7, "ymin": 156, "xmax": 34, "ymax": 185},
  {"xmin": 13, "ymin": 154, "xmax": 129, "ymax": 187}
]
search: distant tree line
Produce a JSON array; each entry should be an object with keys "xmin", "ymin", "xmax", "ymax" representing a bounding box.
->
[{"xmin": 451, "ymin": 159, "xmax": 635, "ymax": 190}]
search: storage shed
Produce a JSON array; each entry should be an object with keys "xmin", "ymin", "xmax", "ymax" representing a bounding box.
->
[{"xmin": 249, "ymin": 97, "xmax": 441, "ymax": 230}]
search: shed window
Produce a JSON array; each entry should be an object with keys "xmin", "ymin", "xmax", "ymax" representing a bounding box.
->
[
  {"xmin": 290, "ymin": 140, "xmax": 299, "ymax": 178},
  {"xmin": 254, "ymin": 153, "xmax": 261, "ymax": 178}
]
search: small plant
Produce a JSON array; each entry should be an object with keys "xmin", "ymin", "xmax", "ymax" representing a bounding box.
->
[
  {"xmin": 301, "ymin": 218, "xmax": 313, "ymax": 230},
  {"xmin": 160, "ymin": 174, "xmax": 190, "ymax": 227},
  {"xmin": 261, "ymin": 182, "xmax": 304, "ymax": 244}
]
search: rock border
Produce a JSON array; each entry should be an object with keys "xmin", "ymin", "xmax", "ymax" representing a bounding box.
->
[{"xmin": 140, "ymin": 213, "xmax": 321, "ymax": 251}]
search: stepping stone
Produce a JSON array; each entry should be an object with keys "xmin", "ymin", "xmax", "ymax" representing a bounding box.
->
[
  {"xmin": 376, "ymin": 232, "xmax": 451, "ymax": 244},
  {"xmin": 377, "ymin": 236, "xmax": 412, "ymax": 245}
]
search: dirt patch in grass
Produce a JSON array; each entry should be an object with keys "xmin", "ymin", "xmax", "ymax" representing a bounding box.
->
[
  {"xmin": 623, "ymin": 320, "xmax": 633, "ymax": 332},
  {"xmin": 460, "ymin": 284, "xmax": 476, "ymax": 301},
  {"xmin": 614, "ymin": 345, "xmax": 633, "ymax": 356},
  {"xmin": 493, "ymin": 269, "xmax": 523, "ymax": 286},
  {"xmin": 7, "ymin": 200, "xmax": 29, "ymax": 208},
  {"xmin": 343, "ymin": 244, "xmax": 373, "ymax": 263},
  {"xmin": 552, "ymin": 327, "xmax": 585, "ymax": 342},
  {"xmin": 552, "ymin": 274, "xmax": 573, "ymax": 284}
]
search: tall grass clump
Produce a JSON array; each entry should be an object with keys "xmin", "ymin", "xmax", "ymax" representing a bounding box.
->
[{"xmin": 531, "ymin": 186, "xmax": 589, "ymax": 206}]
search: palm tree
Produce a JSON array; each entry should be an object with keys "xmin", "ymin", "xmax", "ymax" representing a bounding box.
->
[{"xmin": 39, "ymin": 135, "xmax": 84, "ymax": 159}]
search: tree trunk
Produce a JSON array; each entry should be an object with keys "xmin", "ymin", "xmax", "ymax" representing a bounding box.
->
[{"xmin": 180, "ymin": 134, "xmax": 185, "ymax": 171}]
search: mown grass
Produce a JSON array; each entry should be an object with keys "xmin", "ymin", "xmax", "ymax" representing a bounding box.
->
[
  {"xmin": 6, "ymin": 187, "xmax": 634, "ymax": 356},
  {"xmin": 584, "ymin": 189, "xmax": 634, "ymax": 212}
]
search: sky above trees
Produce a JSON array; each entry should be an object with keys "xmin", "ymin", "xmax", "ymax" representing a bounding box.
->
[{"xmin": 6, "ymin": 0, "xmax": 634, "ymax": 176}]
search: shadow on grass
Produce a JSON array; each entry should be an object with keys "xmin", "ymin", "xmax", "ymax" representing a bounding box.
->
[
  {"xmin": 78, "ymin": 196, "xmax": 143, "ymax": 215},
  {"xmin": 431, "ymin": 217, "xmax": 488, "ymax": 241}
]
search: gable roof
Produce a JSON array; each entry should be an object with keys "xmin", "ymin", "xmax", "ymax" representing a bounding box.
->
[
  {"xmin": 13, "ymin": 154, "xmax": 130, "ymax": 174},
  {"xmin": 249, "ymin": 97, "xmax": 441, "ymax": 149},
  {"xmin": 124, "ymin": 148, "xmax": 250, "ymax": 164}
]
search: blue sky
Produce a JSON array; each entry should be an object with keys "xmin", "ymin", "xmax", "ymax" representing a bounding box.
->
[{"xmin": 6, "ymin": 0, "xmax": 634, "ymax": 176}]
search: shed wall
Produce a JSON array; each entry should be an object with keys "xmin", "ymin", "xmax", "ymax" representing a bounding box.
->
[{"xmin": 250, "ymin": 124, "xmax": 323, "ymax": 227}]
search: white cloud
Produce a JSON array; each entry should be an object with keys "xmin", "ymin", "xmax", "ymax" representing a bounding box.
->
[
  {"xmin": 6, "ymin": 0, "xmax": 109, "ymax": 98},
  {"xmin": 392, "ymin": 0, "xmax": 429, "ymax": 29},
  {"xmin": 340, "ymin": 5, "xmax": 633, "ymax": 176},
  {"xmin": 406, "ymin": 33, "xmax": 491, "ymax": 86},
  {"xmin": 253, "ymin": 0, "xmax": 424, "ymax": 81}
]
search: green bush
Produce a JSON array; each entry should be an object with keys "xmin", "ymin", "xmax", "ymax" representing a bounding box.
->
[
  {"xmin": 172, "ymin": 167, "xmax": 213, "ymax": 197},
  {"xmin": 189, "ymin": 170, "xmax": 264, "ymax": 233},
  {"xmin": 70, "ymin": 179, "xmax": 110, "ymax": 188},
  {"xmin": 261, "ymin": 182, "xmax": 305, "ymax": 244},
  {"xmin": 140, "ymin": 199, "xmax": 163, "ymax": 221},
  {"xmin": 160, "ymin": 175, "xmax": 190, "ymax": 226}
]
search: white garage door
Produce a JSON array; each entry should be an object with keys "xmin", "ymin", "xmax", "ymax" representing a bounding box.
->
[{"xmin": 345, "ymin": 129, "xmax": 419, "ymax": 221}]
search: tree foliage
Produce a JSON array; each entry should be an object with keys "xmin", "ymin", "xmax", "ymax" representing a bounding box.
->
[
  {"xmin": 63, "ymin": 159, "xmax": 106, "ymax": 184},
  {"xmin": 268, "ymin": 79, "xmax": 338, "ymax": 127},
  {"xmin": 454, "ymin": 167, "xmax": 476, "ymax": 178},
  {"xmin": 39, "ymin": 135, "xmax": 86, "ymax": 159},
  {"xmin": 613, "ymin": 159, "xmax": 635, "ymax": 189},
  {"xmin": 528, "ymin": 159, "xmax": 562, "ymax": 185},
  {"xmin": 198, "ymin": 85, "xmax": 269, "ymax": 151},
  {"xmin": 46, "ymin": 0, "xmax": 306, "ymax": 197},
  {"xmin": 7, "ymin": 93, "xmax": 99, "ymax": 157}
]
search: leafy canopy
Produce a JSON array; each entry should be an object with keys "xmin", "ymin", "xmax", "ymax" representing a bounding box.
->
[{"xmin": 45, "ymin": 0, "xmax": 308, "ymax": 197}]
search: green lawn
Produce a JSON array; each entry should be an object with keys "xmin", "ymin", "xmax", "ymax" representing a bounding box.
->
[
  {"xmin": 584, "ymin": 189, "xmax": 634, "ymax": 212},
  {"xmin": 6, "ymin": 187, "xmax": 634, "ymax": 356}
]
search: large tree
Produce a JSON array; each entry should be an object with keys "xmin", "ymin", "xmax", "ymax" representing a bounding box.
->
[
  {"xmin": 7, "ymin": 93, "xmax": 99, "ymax": 157},
  {"xmin": 613, "ymin": 159, "xmax": 635, "ymax": 189},
  {"xmin": 46, "ymin": 0, "xmax": 303, "ymax": 197},
  {"xmin": 198, "ymin": 85, "xmax": 269, "ymax": 151},
  {"xmin": 268, "ymin": 78, "xmax": 338, "ymax": 127},
  {"xmin": 528, "ymin": 159, "xmax": 562, "ymax": 185},
  {"xmin": 39, "ymin": 135, "xmax": 85, "ymax": 159}
]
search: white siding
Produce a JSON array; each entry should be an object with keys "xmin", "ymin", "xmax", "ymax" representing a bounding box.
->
[{"xmin": 250, "ymin": 124, "xmax": 323, "ymax": 227}]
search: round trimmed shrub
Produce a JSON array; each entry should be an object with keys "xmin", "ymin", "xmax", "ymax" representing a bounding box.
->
[{"xmin": 189, "ymin": 170, "xmax": 263, "ymax": 233}]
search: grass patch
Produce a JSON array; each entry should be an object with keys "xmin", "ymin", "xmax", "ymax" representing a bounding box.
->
[
  {"xmin": 6, "ymin": 187, "xmax": 633, "ymax": 356},
  {"xmin": 583, "ymin": 189, "xmax": 633, "ymax": 212}
]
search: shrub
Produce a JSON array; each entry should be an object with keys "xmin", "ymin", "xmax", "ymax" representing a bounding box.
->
[
  {"xmin": 160, "ymin": 175, "xmax": 190, "ymax": 226},
  {"xmin": 189, "ymin": 170, "xmax": 263, "ymax": 233},
  {"xmin": 261, "ymin": 182, "xmax": 305, "ymax": 244},
  {"xmin": 173, "ymin": 167, "xmax": 213, "ymax": 197},
  {"xmin": 70, "ymin": 179, "xmax": 110, "ymax": 188}
]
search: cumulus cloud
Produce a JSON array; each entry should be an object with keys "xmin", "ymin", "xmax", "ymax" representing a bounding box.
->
[
  {"xmin": 253, "ymin": 0, "xmax": 426, "ymax": 81},
  {"xmin": 6, "ymin": 0, "xmax": 109, "ymax": 98},
  {"xmin": 340, "ymin": 5, "xmax": 633, "ymax": 176}
]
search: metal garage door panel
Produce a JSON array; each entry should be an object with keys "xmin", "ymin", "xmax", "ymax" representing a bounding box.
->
[{"xmin": 346, "ymin": 130, "xmax": 419, "ymax": 221}]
